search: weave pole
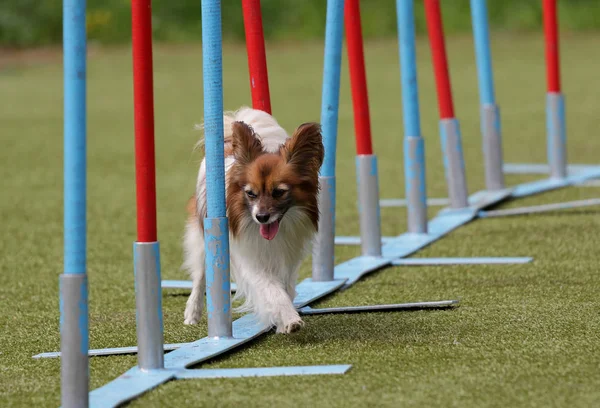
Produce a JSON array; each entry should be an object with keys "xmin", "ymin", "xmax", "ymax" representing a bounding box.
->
[
  {"xmin": 312, "ymin": 0, "xmax": 344, "ymax": 282},
  {"xmin": 543, "ymin": 0, "xmax": 566, "ymax": 179},
  {"xmin": 424, "ymin": 0, "xmax": 468, "ymax": 209},
  {"xmin": 131, "ymin": 0, "xmax": 165, "ymax": 369},
  {"xmin": 470, "ymin": 0, "xmax": 504, "ymax": 191},
  {"xmin": 396, "ymin": 0, "xmax": 428, "ymax": 233},
  {"xmin": 345, "ymin": 0, "xmax": 382, "ymax": 256},
  {"xmin": 201, "ymin": 0, "xmax": 233, "ymax": 337},
  {"xmin": 242, "ymin": 0, "xmax": 272, "ymax": 114},
  {"xmin": 61, "ymin": 0, "xmax": 89, "ymax": 406}
]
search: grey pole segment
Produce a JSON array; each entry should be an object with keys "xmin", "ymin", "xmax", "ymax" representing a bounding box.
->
[
  {"xmin": 440, "ymin": 119, "xmax": 469, "ymax": 209},
  {"xmin": 312, "ymin": 176, "xmax": 336, "ymax": 281},
  {"xmin": 481, "ymin": 104, "xmax": 505, "ymax": 190},
  {"xmin": 133, "ymin": 242, "xmax": 164, "ymax": 369},
  {"xmin": 547, "ymin": 93, "xmax": 567, "ymax": 179},
  {"xmin": 356, "ymin": 155, "xmax": 382, "ymax": 256},
  {"xmin": 60, "ymin": 274, "xmax": 89, "ymax": 408},
  {"xmin": 204, "ymin": 217, "xmax": 233, "ymax": 338},
  {"xmin": 405, "ymin": 136, "xmax": 428, "ymax": 233}
]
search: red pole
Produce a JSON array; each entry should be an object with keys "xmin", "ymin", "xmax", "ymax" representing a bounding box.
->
[
  {"xmin": 424, "ymin": 0, "xmax": 455, "ymax": 119},
  {"xmin": 242, "ymin": 0, "xmax": 272, "ymax": 114},
  {"xmin": 132, "ymin": 0, "xmax": 157, "ymax": 242},
  {"xmin": 345, "ymin": 0, "xmax": 373, "ymax": 155},
  {"xmin": 542, "ymin": 0, "xmax": 560, "ymax": 93}
]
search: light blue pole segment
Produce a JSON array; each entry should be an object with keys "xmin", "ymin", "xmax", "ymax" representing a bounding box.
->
[
  {"xmin": 320, "ymin": 0, "xmax": 344, "ymax": 177},
  {"xmin": 204, "ymin": 217, "xmax": 232, "ymax": 338},
  {"xmin": 397, "ymin": 0, "xmax": 422, "ymax": 137},
  {"xmin": 201, "ymin": 0, "xmax": 226, "ymax": 218},
  {"xmin": 397, "ymin": 0, "xmax": 428, "ymax": 233},
  {"xmin": 64, "ymin": 0, "xmax": 87, "ymax": 275},
  {"xmin": 470, "ymin": 0, "xmax": 495, "ymax": 105},
  {"xmin": 62, "ymin": 1, "xmax": 89, "ymax": 406}
]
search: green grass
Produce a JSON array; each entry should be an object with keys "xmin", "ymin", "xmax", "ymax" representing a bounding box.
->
[{"xmin": 2, "ymin": 32, "xmax": 600, "ymax": 407}]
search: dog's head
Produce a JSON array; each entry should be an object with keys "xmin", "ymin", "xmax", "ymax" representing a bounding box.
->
[{"xmin": 227, "ymin": 121, "xmax": 324, "ymax": 240}]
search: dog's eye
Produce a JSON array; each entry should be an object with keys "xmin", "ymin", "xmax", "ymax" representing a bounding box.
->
[
  {"xmin": 245, "ymin": 190, "xmax": 257, "ymax": 199},
  {"xmin": 272, "ymin": 188, "xmax": 286, "ymax": 198}
]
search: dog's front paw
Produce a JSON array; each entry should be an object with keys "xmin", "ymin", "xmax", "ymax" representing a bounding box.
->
[
  {"xmin": 276, "ymin": 317, "xmax": 304, "ymax": 334},
  {"xmin": 184, "ymin": 298, "xmax": 203, "ymax": 325}
]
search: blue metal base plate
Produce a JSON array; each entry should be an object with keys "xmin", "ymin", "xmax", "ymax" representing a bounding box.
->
[
  {"xmin": 63, "ymin": 186, "xmax": 548, "ymax": 407},
  {"xmin": 510, "ymin": 167, "xmax": 600, "ymax": 198}
]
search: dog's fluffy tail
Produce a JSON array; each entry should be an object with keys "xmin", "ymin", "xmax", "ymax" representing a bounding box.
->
[{"xmin": 193, "ymin": 106, "xmax": 288, "ymax": 153}]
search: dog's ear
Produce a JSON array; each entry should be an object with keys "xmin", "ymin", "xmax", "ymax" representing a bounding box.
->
[
  {"xmin": 231, "ymin": 121, "xmax": 263, "ymax": 165},
  {"xmin": 280, "ymin": 122, "xmax": 324, "ymax": 177}
]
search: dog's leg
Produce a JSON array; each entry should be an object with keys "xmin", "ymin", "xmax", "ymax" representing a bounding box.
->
[
  {"xmin": 183, "ymin": 217, "xmax": 206, "ymax": 325},
  {"xmin": 237, "ymin": 268, "xmax": 303, "ymax": 334},
  {"xmin": 285, "ymin": 267, "xmax": 299, "ymax": 303}
]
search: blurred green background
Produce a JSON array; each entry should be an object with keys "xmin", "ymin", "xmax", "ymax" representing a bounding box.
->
[{"xmin": 2, "ymin": 0, "xmax": 600, "ymax": 48}]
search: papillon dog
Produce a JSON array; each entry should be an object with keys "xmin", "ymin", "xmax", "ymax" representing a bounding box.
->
[{"xmin": 183, "ymin": 107, "xmax": 324, "ymax": 334}]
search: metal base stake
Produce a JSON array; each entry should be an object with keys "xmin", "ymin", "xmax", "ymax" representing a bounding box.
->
[
  {"xmin": 299, "ymin": 300, "xmax": 458, "ymax": 315},
  {"xmin": 175, "ymin": 364, "xmax": 352, "ymax": 379},
  {"xmin": 479, "ymin": 198, "xmax": 600, "ymax": 218},
  {"xmin": 161, "ymin": 280, "xmax": 237, "ymax": 291},
  {"xmin": 481, "ymin": 103, "xmax": 504, "ymax": 190},
  {"xmin": 439, "ymin": 118, "xmax": 469, "ymax": 208},
  {"xmin": 380, "ymin": 197, "xmax": 449, "ymax": 207},
  {"xmin": 312, "ymin": 176, "xmax": 336, "ymax": 281},
  {"xmin": 356, "ymin": 155, "xmax": 382, "ymax": 256},
  {"xmin": 133, "ymin": 242, "xmax": 164, "ymax": 370},
  {"xmin": 547, "ymin": 92, "xmax": 567, "ymax": 179},
  {"xmin": 503, "ymin": 163, "xmax": 596, "ymax": 176},
  {"xmin": 60, "ymin": 273, "xmax": 89, "ymax": 408},
  {"xmin": 391, "ymin": 257, "xmax": 532, "ymax": 266}
]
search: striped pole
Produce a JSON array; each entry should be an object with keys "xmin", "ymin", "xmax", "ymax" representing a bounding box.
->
[
  {"xmin": 345, "ymin": 0, "xmax": 382, "ymax": 256},
  {"xmin": 424, "ymin": 0, "xmax": 469, "ymax": 209},
  {"xmin": 470, "ymin": 0, "xmax": 504, "ymax": 190},
  {"xmin": 242, "ymin": 0, "xmax": 272, "ymax": 114},
  {"xmin": 61, "ymin": 0, "xmax": 89, "ymax": 406},
  {"xmin": 131, "ymin": 0, "xmax": 164, "ymax": 369},
  {"xmin": 396, "ymin": 0, "xmax": 428, "ymax": 233},
  {"xmin": 201, "ymin": 0, "xmax": 232, "ymax": 337},
  {"xmin": 543, "ymin": 0, "xmax": 567, "ymax": 179},
  {"xmin": 313, "ymin": 0, "xmax": 344, "ymax": 281}
]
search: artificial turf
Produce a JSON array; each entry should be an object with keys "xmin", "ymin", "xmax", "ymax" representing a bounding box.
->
[{"xmin": 1, "ymin": 33, "xmax": 600, "ymax": 407}]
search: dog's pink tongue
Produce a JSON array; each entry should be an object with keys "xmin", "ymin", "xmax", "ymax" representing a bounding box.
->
[{"xmin": 259, "ymin": 220, "xmax": 280, "ymax": 240}]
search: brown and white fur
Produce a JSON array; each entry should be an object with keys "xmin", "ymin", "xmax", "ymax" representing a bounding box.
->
[{"xmin": 183, "ymin": 107, "xmax": 324, "ymax": 334}]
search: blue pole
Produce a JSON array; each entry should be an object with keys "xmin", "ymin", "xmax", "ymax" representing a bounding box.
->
[
  {"xmin": 470, "ymin": 0, "xmax": 505, "ymax": 190},
  {"xmin": 312, "ymin": 0, "xmax": 344, "ymax": 282},
  {"xmin": 64, "ymin": 2, "xmax": 87, "ymax": 276},
  {"xmin": 201, "ymin": 0, "xmax": 232, "ymax": 337},
  {"xmin": 397, "ymin": 0, "xmax": 428, "ymax": 233},
  {"xmin": 470, "ymin": 0, "xmax": 495, "ymax": 106},
  {"xmin": 320, "ymin": 0, "xmax": 344, "ymax": 178},
  {"xmin": 61, "ymin": 0, "xmax": 89, "ymax": 406}
]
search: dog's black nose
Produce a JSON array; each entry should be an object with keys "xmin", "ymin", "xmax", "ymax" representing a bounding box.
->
[{"xmin": 256, "ymin": 213, "xmax": 270, "ymax": 224}]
